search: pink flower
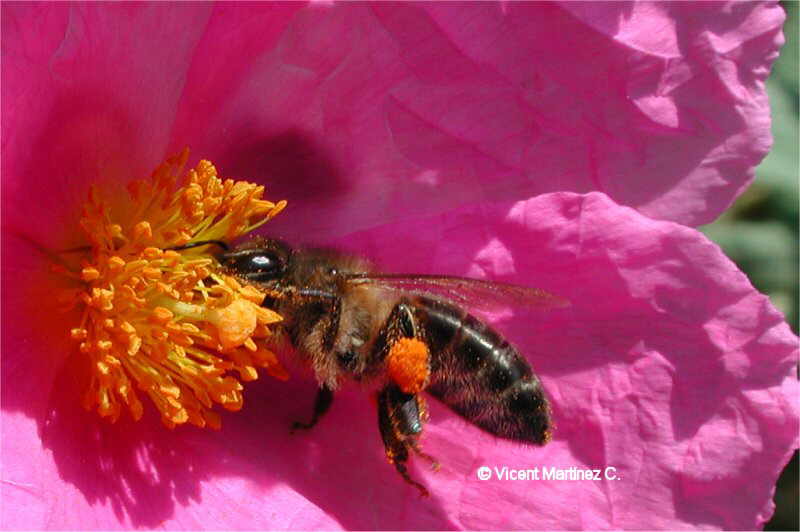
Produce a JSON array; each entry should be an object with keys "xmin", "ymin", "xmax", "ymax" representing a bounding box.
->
[{"xmin": 2, "ymin": 2, "xmax": 796, "ymax": 530}]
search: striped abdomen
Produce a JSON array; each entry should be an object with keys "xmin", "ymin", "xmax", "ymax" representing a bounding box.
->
[{"xmin": 414, "ymin": 296, "xmax": 552, "ymax": 444}]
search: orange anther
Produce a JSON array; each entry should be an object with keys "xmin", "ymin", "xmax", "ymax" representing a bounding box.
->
[
  {"xmin": 81, "ymin": 267, "xmax": 101, "ymax": 281},
  {"xmin": 132, "ymin": 221, "xmax": 152, "ymax": 240}
]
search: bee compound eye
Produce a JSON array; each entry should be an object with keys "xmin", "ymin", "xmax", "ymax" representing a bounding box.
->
[
  {"xmin": 224, "ymin": 250, "xmax": 284, "ymax": 281},
  {"xmin": 249, "ymin": 253, "xmax": 277, "ymax": 271}
]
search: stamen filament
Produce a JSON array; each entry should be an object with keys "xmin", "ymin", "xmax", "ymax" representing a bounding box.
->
[{"xmin": 59, "ymin": 150, "xmax": 289, "ymax": 428}]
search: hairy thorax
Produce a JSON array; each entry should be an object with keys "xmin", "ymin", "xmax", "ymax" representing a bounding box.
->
[{"xmin": 276, "ymin": 249, "xmax": 394, "ymax": 389}]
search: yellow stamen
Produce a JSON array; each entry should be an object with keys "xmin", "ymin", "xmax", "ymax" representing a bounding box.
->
[{"xmin": 58, "ymin": 149, "xmax": 288, "ymax": 429}]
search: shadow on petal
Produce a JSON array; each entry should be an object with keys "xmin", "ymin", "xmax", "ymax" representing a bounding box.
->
[
  {"xmin": 41, "ymin": 362, "xmax": 204, "ymax": 527},
  {"xmin": 216, "ymin": 128, "xmax": 355, "ymax": 243},
  {"xmin": 37, "ymin": 348, "xmax": 460, "ymax": 529},
  {"xmin": 4, "ymin": 112, "xmax": 458, "ymax": 527}
]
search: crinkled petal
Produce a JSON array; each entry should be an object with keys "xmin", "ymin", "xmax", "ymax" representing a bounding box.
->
[
  {"xmin": 3, "ymin": 193, "xmax": 796, "ymax": 529},
  {"xmin": 3, "ymin": 3, "xmax": 199, "ymax": 247},
  {"xmin": 171, "ymin": 1, "xmax": 783, "ymax": 234},
  {"xmin": 1, "ymin": 1, "xmax": 793, "ymax": 530},
  {"xmin": 3, "ymin": 2, "xmax": 777, "ymax": 242},
  {"xmin": 332, "ymin": 192, "xmax": 798, "ymax": 529}
]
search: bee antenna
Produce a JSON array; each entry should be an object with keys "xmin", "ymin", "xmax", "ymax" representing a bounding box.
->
[{"xmin": 167, "ymin": 240, "xmax": 230, "ymax": 252}]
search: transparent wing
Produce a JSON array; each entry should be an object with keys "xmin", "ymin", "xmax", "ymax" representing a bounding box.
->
[{"xmin": 345, "ymin": 273, "xmax": 569, "ymax": 312}]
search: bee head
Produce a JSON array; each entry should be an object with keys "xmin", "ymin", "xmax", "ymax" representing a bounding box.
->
[{"xmin": 219, "ymin": 238, "xmax": 292, "ymax": 283}]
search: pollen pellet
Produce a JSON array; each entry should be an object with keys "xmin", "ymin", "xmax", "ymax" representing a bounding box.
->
[
  {"xmin": 60, "ymin": 149, "xmax": 288, "ymax": 428},
  {"xmin": 213, "ymin": 299, "xmax": 258, "ymax": 350},
  {"xmin": 386, "ymin": 338, "xmax": 431, "ymax": 395}
]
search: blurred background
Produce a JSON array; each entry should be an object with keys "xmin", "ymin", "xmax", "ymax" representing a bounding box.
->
[{"xmin": 701, "ymin": 2, "xmax": 798, "ymax": 529}]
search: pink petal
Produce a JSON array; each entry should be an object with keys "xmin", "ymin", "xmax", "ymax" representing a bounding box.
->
[
  {"xmin": 4, "ymin": 2, "xmax": 777, "ymax": 241},
  {"xmin": 2, "ymin": 3, "xmax": 205, "ymax": 248},
  {"xmin": 332, "ymin": 192, "xmax": 798, "ymax": 529},
  {"xmin": 4, "ymin": 193, "xmax": 797, "ymax": 529},
  {"xmin": 173, "ymin": 1, "xmax": 782, "ymax": 233},
  {"xmin": 2, "ymin": 2, "xmax": 793, "ymax": 529}
]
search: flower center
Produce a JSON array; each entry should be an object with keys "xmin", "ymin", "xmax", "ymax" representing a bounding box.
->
[{"xmin": 57, "ymin": 149, "xmax": 289, "ymax": 429}]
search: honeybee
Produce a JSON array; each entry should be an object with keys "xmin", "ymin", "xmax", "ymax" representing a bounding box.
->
[{"xmin": 185, "ymin": 237, "xmax": 567, "ymax": 495}]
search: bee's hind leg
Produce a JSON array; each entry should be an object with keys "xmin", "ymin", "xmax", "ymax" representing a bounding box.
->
[
  {"xmin": 407, "ymin": 395, "xmax": 441, "ymax": 472},
  {"xmin": 377, "ymin": 384, "xmax": 434, "ymax": 497},
  {"xmin": 291, "ymin": 385, "xmax": 334, "ymax": 432},
  {"xmin": 408, "ymin": 440, "xmax": 440, "ymax": 471}
]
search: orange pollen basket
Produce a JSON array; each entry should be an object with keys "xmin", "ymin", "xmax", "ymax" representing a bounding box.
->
[
  {"xmin": 57, "ymin": 148, "xmax": 289, "ymax": 429},
  {"xmin": 386, "ymin": 338, "xmax": 431, "ymax": 395}
]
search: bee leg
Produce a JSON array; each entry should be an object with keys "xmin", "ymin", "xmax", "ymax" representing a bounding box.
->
[
  {"xmin": 377, "ymin": 384, "xmax": 430, "ymax": 497},
  {"xmin": 406, "ymin": 395, "xmax": 441, "ymax": 471},
  {"xmin": 291, "ymin": 385, "xmax": 334, "ymax": 432},
  {"xmin": 409, "ymin": 441, "xmax": 441, "ymax": 472}
]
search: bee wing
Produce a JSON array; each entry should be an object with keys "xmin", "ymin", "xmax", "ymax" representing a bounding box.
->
[{"xmin": 345, "ymin": 274, "xmax": 569, "ymax": 313}]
